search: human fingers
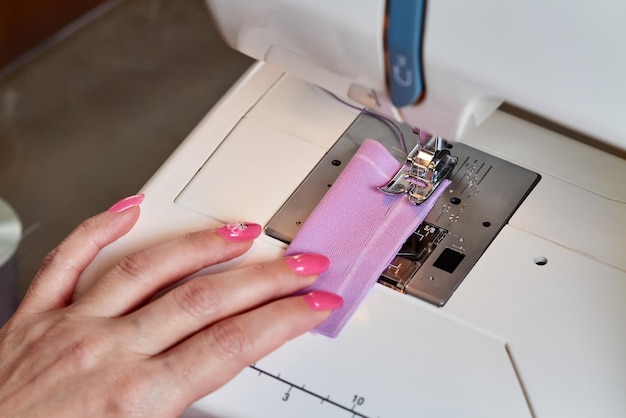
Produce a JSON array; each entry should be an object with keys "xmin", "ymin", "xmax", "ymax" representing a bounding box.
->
[
  {"xmin": 154, "ymin": 291, "xmax": 343, "ymax": 407},
  {"xmin": 18, "ymin": 194, "xmax": 144, "ymax": 314},
  {"xmin": 123, "ymin": 253, "xmax": 330, "ymax": 355},
  {"xmin": 73, "ymin": 223, "xmax": 263, "ymax": 317}
]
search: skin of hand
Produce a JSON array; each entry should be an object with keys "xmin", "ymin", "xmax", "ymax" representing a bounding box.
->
[{"xmin": 0, "ymin": 196, "xmax": 340, "ymax": 417}]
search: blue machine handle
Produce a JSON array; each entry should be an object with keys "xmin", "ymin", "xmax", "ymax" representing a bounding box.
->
[{"xmin": 387, "ymin": 0, "xmax": 426, "ymax": 107}]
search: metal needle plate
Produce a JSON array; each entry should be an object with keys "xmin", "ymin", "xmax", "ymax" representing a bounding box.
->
[{"xmin": 265, "ymin": 114, "xmax": 540, "ymax": 306}]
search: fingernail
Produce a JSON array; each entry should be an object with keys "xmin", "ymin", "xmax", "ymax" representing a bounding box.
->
[
  {"xmin": 283, "ymin": 254, "xmax": 330, "ymax": 276},
  {"xmin": 303, "ymin": 291, "xmax": 343, "ymax": 311},
  {"xmin": 108, "ymin": 194, "xmax": 145, "ymax": 213},
  {"xmin": 217, "ymin": 223, "xmax": 262, "ymax": 242}
]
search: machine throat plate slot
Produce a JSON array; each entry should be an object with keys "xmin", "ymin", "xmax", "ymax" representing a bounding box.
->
[{"xmin": 265, "ymin": 114, "xmax": 540, "ymax": 306}]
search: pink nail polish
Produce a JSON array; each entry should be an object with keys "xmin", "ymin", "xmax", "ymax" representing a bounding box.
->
[
  {"xmin": 283, "ymin": 254, "xmax": 330, "ymax": 276},
  {"xmin": 303, "ymin": 291, "xmax": 343, "ymax": 311},
  {"xmin": 108, "ymin": 194, "xmax": 145, "ymax": 213},
  {"xmin": 217, "ymin": 223, "xmax": 262, "ymax": 242}
]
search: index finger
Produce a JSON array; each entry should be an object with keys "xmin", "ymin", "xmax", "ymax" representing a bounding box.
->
[
  {"xmin": 122, "ymin": 254, "xmax": 329, "ymax": 355},
  {"xmin": 72, "ymin": 223, "xmax": 263, "ymax": 318},
  {"xmin": 19, "ymin": 195, "xmax": 143, "ymax": 314}
]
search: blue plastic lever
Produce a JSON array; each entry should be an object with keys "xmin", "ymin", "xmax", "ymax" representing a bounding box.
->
[{"xmin": 387, "ymin": 0, "xmax": 426, "ymax": 107}]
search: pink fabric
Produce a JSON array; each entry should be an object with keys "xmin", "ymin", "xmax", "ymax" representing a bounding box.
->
[{"xmin": 286, "ymin": 139, "xmax": 450, "ymax": 337}]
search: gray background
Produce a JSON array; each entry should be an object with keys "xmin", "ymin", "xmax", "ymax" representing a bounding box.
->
[{"xmin": 0, "ymin": 0, "xmax": 252, "ymax": 296}]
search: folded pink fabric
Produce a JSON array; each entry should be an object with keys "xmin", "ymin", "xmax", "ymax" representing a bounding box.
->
[{"xmin": 285, "ymin": 139, "xmax": 450, "ymax": 337}]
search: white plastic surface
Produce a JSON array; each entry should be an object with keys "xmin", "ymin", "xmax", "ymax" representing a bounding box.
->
[
  {"xmin": 206, "ymin": 0, "xmax": 386, "ymax": 101},
  {"xmin": 447, "ymin": 226, "xmax": 626, "ymax": 417},
  {"xmin": 414, "ymin": 0, "xmax": 626, "ymax": 148},
  {"xmin": 177, "ymin": 117, "xmax": 327, "ymax": 225},
  {"xmin": 176, "ymin": 74, "xmax": 359, "ymax": 226},
  {"xmin": 80, "ymin": 64, "xmax": 626, "ymax": 417},
  {"xmin": 189, "ymin": 282, "xmax": 530, "ymax": 418},
  {"xmin": 462, "ymin": 111, "xmax": 626, "ymax": 271}
]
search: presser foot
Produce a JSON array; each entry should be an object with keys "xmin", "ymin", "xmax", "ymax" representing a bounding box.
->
[{"xmin": 378, "ymin": 139, "xmax": 458, "ymax": 205}]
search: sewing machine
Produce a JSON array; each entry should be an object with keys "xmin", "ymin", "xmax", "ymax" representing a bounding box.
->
[{"xmin": 79, "ymin": 1, "xmax": 626, "ymax": 416}]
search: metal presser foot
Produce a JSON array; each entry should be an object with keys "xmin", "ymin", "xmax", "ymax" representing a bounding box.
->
[{"xmin": 378, "ymin": 132, "xmax": 458, "ymax": 204}]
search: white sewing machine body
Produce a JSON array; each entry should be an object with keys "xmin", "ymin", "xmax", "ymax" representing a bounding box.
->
[
  {"xmin": 80, "ymin": 1, "xmax": 626, "ymax": 417},
  {"xmin": 206, "ymin": 0, "xmax": 626, "ymax": 148}
]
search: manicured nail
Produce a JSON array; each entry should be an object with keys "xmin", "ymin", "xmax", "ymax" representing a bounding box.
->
[
  {"xmin": 217, "ymin": 223, "xmax": 262, "ymax": 242},
  {"xmin": 283, "ymin": 254, "xmax": 330, "ymax": 276},
  {"xmin": 108, "ymin": 194, "xmax": 145, "ymax": 213},
  {"xmin": 303, "ymin": 291, "xmax": 343, "ymax": 311}
]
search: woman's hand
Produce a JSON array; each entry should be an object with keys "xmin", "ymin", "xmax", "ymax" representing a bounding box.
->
[{"xmin": 0, "ymin": 194, "xmax": 341, "ymax": 417}]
